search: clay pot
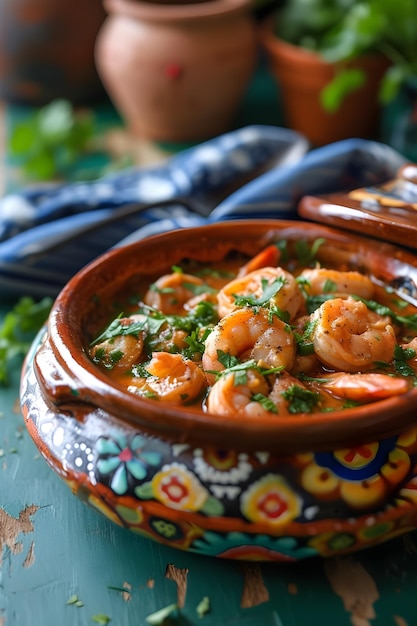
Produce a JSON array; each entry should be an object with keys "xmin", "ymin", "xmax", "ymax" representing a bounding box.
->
[
  {"xmin": 0, "ymin": 0, "xmax": 107, "ymax": 105},
  {"xmin": 20, "ymin": 220, "xmax": 417, "ymax": 560},
  {"xmin": 259, "ymin": 22, "xmax": 390, "ymax": 146},
  {"xmin": 95, "ymin": 0, "xmax": 258, "ymax": 142}
]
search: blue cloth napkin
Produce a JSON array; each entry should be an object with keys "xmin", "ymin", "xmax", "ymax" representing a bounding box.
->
[{"xmin": 0, "ymin": 124, "xmax": 406, "ymax": 302}]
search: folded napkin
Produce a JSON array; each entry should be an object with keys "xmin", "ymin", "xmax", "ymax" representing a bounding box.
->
[{"xmin": 0, "ymin": 124, "xmax": 406, "ymax": 302}]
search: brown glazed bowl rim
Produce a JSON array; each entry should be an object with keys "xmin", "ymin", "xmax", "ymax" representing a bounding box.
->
[{"xmin": 44, "ymin": 219, "xmax": 417, "ymax": 454}]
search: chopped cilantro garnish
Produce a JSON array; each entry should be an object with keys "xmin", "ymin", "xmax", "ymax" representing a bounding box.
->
[
  {"xmin": 252, "ymin": 392, "xmax": 278, "ymax": 413},
  {"xmin": 90, "ymin": 315, "xmax": 146, "ymax": 346},
  {"xmin": 353, "ymin": 296, "xmax": 417, "ymax": 330},
  {"xmin": 281, "ymin": 384, "xmax": 320, "ymax": 414},
  {"xmin": 233, "ymin": 276, "xmax": 286, "ymax": 309},
  {"xmin": 182, "ymin": 281, "xmax": 217, "ymax": 296},
  {"xmin": 393, "ymin": 344, "xmax": 417, "ymax": 379},
  {"xmin": 207, "ymin": 355, "xmax": 284, "ymax": 385},
  {"xmin": 217, "ymin": 349, "xmax": 241, "ymax": 370},
  {"xmin": 131, "ymin": 362, "xmax": 152, "ymax": 378},
  {"xmin": 304, "ymin": 293, "xmax": 335, "ymax": 314},
  {"xmin": 323, "ymin": 278, "xmax": 337, "ymax": 293},
  {"xmin": 295, "ymin": 238, "xmax": 325, "ymax": 266}
]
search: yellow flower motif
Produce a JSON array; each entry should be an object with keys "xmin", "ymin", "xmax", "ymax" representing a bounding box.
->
[
  {"xmin": 340, "ymin": 474, "xmax": 387, "ymax": 509},
  {"xmin": 333, "ymin": 442, "xmax": 379, "ymax": 469},
  {"xmin": 151, "ymin": 462, "xmax": 209, "ymax": 512},
  {"xmin": 241, "ymin": 474, "xmax": 302, "ymax": 526},
  {"xmin": 299, "ymin": 432, "xmax": 416, "ymax": 511},
  {"xmin": 301, "ymin": 464, "xmax": 339, "ymax": 496}
]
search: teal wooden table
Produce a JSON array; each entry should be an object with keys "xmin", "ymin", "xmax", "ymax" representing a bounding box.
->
[{"xmin": 2, "ymin": 305, "xmax": 417, "ymax": 626}]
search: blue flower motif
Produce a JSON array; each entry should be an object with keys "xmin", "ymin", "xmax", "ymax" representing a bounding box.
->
[
  {"xmin": 96, "ymin": 434, "xmax": 161, "ymax": 495},
  {"xmin": 191, "ymin": 531, "xmax": 317, "ymax": 560}
]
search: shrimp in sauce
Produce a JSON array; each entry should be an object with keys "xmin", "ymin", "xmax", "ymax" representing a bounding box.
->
[
  {"xmin": 88, "ymin": 242, "xmax": 417, "ymax": 416},
  {"xmin": 311, "ymin": 297, "xmax": 396, "ymax": 372}
]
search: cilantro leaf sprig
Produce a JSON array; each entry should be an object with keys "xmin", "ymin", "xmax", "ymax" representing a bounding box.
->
[
  {"xmin": 353, "ymin": 296, "xmax": 417, "ymax": 330},
  {"xmin": 232, "ymin": 276, "xmax": 286, "ymax": 309},
  {"xmin": 0, "ymin": 296, "xmax": 52, "ymax": 385},
  {"xmin": 207, "ymin": 353, "xmax": 284, "ymax": 385},
  {"xmin": 90, "ymin": 314, "xmax": 148, "ymax": 346}
]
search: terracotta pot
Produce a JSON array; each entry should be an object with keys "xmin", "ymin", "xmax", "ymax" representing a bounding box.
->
[
  {"xmin": 0, "ymin": 0, "xmax": 107, "ymax": 105},
  {"xmin": 259, "ymin": 21, "xmax": 390, "ymax": 146},
  {"xmin": 20, "ymin": 220, "xmax": 417, "ymax": 560},
  {"xmin": 95, "ymin": 0, "xmax": 258, "ymax": 142}
]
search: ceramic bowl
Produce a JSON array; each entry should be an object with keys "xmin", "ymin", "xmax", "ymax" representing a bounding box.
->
[{"xmin": 20, "ymin": 220, "xmax": 417, "ymax": 561}]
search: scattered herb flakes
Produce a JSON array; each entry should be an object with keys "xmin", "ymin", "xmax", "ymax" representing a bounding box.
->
[
  {"xmin": 196, "ymin": 596, "xmax": 210, "ymax": 619},
  {"xmin": 66, "ymin": 594, "xmax": 84, "ymax": 607},
  {"xmin": 108, "ymin": 583, "xmax": 131, "ymax": 601},
  {"xmin": 145, "ymin": 603, "xmax": 179, "ymax": 625},
  {"xmin": 92, "ymin": 614, "xmax": 111, "ymax": 625}
]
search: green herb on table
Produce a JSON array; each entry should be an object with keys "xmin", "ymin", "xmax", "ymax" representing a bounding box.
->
[
  {"xmin": 0, "ymin": 296, "xmax": 52, "ymax": 385},
  {"xmin": 145, "ymin": 603, "xmax": 179, "ymax": 625},
  {"xmin": 66, "ymin": 594, "xmax": 84, "ymax": 607},
  {"xmin": 92, "ymin": 614, "xmax": 112, "ymax": 625},
  {"xmin": 196, "ymin": 596, "xmax": 210, "ymax": 619}
]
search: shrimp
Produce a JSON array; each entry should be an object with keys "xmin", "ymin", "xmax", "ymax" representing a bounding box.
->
[
  {"xmin": 320, "ymin": 372, "xmax": 409, "ymax": 402},
  {"xmin": 202, "ymin": 307, "xmax": 296, "ymax": 384},
  {"xmin": 90, "ymin": 316, "xmax": 145, "ymax": 372},
  {"xmin": 217, "ymin": 266, "xmax": 303, "ymax": 319},
  {"xmin": 206, "ymin": 369, "xmax": 313, "ymax": 418},
  {"xmin": 311, "ymin": 297, "xmax": 396, "ymax": 372},
  {"xmin": 144, "ymin": 272, "xmax": 207, "ymax": 315},
  {"xmin": 128, "ymin": 352, "xmax": 206, "ymax": 405},
  {"xmin": 299, "ymin": 268, "xmax": 375, "ymax": 299}
]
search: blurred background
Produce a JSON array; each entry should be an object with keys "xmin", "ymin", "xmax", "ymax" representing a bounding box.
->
[{"xmin": 1, "ymin": 0, "xmax": 416, "ymax": 195}]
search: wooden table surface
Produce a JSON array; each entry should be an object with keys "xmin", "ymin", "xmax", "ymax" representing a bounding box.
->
[{"xmin": 2, "ymin": 76, "xmax": 417, "ymax": 626}]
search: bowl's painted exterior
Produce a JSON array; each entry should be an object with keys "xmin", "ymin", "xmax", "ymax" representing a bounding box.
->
[{"xmin": 20, "ymin": 220, "xmax": 417, "ymax": 561}]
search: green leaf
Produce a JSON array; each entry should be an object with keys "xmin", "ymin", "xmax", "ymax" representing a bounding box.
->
[
  {"xmin": 9, "ymin": 120, "xmax": 38, "ymax": 154},
  {"xmin": 8, "ymin": 99, "xmax": 96, "ymax": 181},
  {"xmin": 0, "ymin": 296, "xmax": 52, "ymax": 385},
  {"xmin": 232, "ymin": 276, "xmax": 286, "ymax": 308},
  {"xmin": 252, "ymin": 392, "xmax": 278, "ymax": 414},
  {"xmin": 145, "ymin": 603, "xmax": 179, "ymax": 625},
  {"xmin": 378, "ymin": 65, "xmax": 409, "ymax": 103},
  {"xmin": 196, "ymin": 596, "xmax": 211, "ymax": 619},
  {"xmin": 320, "ymin": 68, "xmax": 366, "ymax": 112},
  {"xmin": 92, "ymin": 614, "xmax": 111, "ymax": 625},
  {"xmin": 281, "ymin": 384, "xmax": 320, "ymax": 414}
]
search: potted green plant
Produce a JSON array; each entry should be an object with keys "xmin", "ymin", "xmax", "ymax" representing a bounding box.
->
[{"xmin": 259, "ymin": 0, "xmax": 417, "ymax": 146}]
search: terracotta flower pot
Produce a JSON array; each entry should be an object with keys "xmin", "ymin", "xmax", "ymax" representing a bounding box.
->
[
  {"xmin": 259, "ymin": 21, "xmax": 390, "ymax": 146},
  {"xmin": 0, "ymin": 0, "xmax": 107, "ymax": 104},
  {"xmin": 95, "ymin": 0, "xmax": 258, "ymax": 142}
]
